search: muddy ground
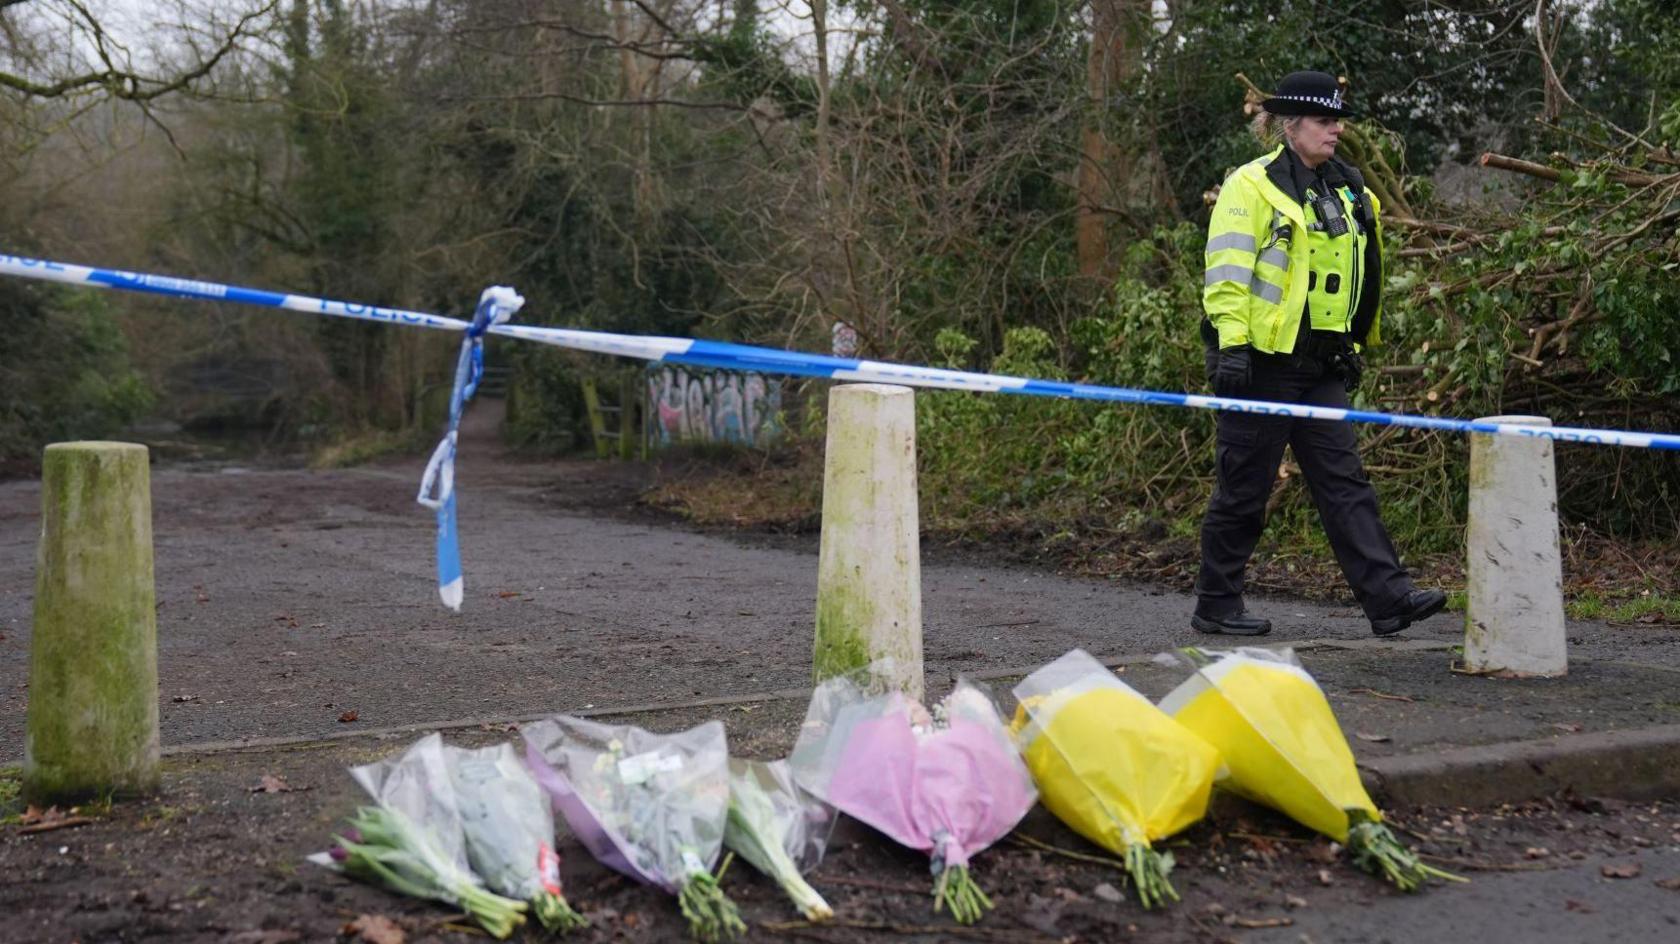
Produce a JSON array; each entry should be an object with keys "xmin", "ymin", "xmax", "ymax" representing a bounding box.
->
[
  {"xmin": 4, "ymin": 712, "xmax": 1680, "ymax": 944},
  {"xmin": 5, "ymin": 412, "xmax": 1680, "ymax": 943}
]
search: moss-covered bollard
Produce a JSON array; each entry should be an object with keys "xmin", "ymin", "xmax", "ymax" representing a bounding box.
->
[
  {"xmin": 25, "ymin": 441, "xmax": 159, "ymax": 803},
  {"xmin": 812, "ymin": 384, "xmax": 923, "ymax": 699},
  {"xmin": 1464, "ymin": 416, "xmax": 1567, "ymax": 677}
]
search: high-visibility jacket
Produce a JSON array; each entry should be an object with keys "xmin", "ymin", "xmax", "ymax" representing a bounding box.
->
[{"xmin": 1202, "ymin": 145, "xmax": 1385, "ymax": 354}]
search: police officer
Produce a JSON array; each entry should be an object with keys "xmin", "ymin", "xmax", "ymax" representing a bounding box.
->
[{"xmin": 1192, "ymin": 71, "xmax": 1446, "ymax": 637}]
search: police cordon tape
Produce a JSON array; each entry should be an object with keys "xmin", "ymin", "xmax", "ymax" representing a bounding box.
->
[{"xmin": 6, "ymin": 251, "xmax": 1679, "ymax": 608}]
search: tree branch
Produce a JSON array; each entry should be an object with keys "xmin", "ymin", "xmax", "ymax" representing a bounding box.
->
[{"xmin": 0, "ymin": 1, "xmax": 276, "ymax": 102}]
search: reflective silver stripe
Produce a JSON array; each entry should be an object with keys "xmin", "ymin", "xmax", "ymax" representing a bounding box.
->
[
  {"xmin": 1204, "ymin": 264, "xmax": 1252, "ymax": 286},
  {"xmin": 1207, "ymin": 232, "xmax": 1257, "ymax": 254},
  {"xmin": 1257, "ymin": 247, "xmax": 1289, "ymax": 271},
  {"xmin": 1251, "ymin": 278, "xmax": 1285, "ymax": 305}
]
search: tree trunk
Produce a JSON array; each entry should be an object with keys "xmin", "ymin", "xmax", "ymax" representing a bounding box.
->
[{"xmin": 1077, "ymin": 1, "xmax": 1138, "ymax": 280}]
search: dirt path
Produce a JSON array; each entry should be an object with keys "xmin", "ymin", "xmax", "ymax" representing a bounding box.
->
[
  {"xmin": 5, "ymin": 407, "xmax": 1678, "ymax": 757},
  {"xmin": 0, "ymin": 454, "xmax": 1423, "ymax": 756}
]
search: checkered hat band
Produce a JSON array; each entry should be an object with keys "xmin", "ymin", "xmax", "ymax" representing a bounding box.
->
[{"xmin": 1274, "ymin": 93, "xmax": 1343, "ymax": 109}]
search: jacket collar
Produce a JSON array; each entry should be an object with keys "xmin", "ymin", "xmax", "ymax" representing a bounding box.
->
[{"xmin": 1263, "ymin": 144, "xmax": 1366, "ymax": 204}]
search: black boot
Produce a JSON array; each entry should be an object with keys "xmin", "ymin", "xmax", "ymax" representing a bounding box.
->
[
  {"xmin": 1370, "ymin": 588, "xmax": 1447, "ymax": 636},
  {"xmin": 1191, "ymin": 611, "xmax": 1273, "ymax": 636}
]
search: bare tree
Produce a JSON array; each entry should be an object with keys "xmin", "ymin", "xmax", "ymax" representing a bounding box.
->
[{"xmin": 0, "ymin": 1, "xmax": 278, "ymax": 103}]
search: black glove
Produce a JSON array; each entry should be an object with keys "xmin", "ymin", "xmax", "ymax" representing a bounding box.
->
[
  {"xmin": 1211, "ymin": 345, "xmax": 1254, "ymax": 398},
  {"xmin": 1331, "ymin": 349, "xmax": 1365, "ymax": 392}
]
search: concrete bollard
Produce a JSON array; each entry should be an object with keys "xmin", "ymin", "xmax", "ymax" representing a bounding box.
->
[
  {"xmin": 25, "ymin": 442, "xmax": 160, "ymax": 803},
  {"xmin": 1464, "ymin": 416, "xmax": 1567, "ymax": 677},
  {"xmin": 812, "ymin": 384, "xmax": 924, "ymax": 699}
]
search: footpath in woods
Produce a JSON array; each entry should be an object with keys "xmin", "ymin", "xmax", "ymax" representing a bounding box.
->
[{"xmin": 3, "ymin": 412, "xmax": 1680, "ymax": 943}]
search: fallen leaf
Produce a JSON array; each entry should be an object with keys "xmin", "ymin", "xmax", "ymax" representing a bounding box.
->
[
  {"xmin": 1316, "ymin": 868, "xmax": 1335, "ymax": 886},
  {"xmin": 342, "ymin": 914, "xmax": 404, "ymax": 944},
  {"xmin": 251, "ymin": 775, "xmax": 294, "ymax": 794},
  {"xmin": 1304, "ymin": 841, "xmax": 1340, "ymax": 865},
  {"xmin": 1553, "ymin": 722, "xmax": 1584, "ymax": 733},
  {"xmin": 1232, "ymin": 916, "xmax": 1293, "ymax": 929},
  {"xmin": 16, "ymin": 806, "xmax": 94, "ymax": 834},
  {"xmin": 171, "ymin": 694, "xmax": 201, "ymax": 703},
  {"xmin": 1565, "ymin": 899, "xmax": 1595, "ymax": 913},
  {"xmin": 1525, "ymin": 847, "xmax": 1551, "ymax": 859},
  {"xmin": 496, "ymin": 590, "xmax": 521, "ymax": 599},
  {"xmin": 1284, "ymin": 895, "xmax": 1308, "ymax": 910},
  {"xmin": 1654, "ymin": 877, "xmax": 1680, "ymax": 890},
  {"xmin": 1354, "ymin": 732, "xmax": 1392, "ymax": 743},
  {"xmin": 338, "ymin": 710, "xmax": 359, "ymax": 723},
  {"xmin": 225, "ymin": 931, "xmax": 302, "ymax": 944},
  {"xmin": 1602, "ymin": 862, "xmax": 1643, "ymax": 879},
  {"xmin": 1092, "ymin": 882, "xmax": 1124, "ymax": 903}
]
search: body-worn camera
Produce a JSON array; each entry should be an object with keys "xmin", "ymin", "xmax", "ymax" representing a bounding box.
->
[{"xmin": 1311, "ymin": 191, "xmax": 1350, "ymax": 237}]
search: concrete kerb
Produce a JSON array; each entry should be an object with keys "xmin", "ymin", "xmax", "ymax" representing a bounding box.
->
[
  {"xmin": 129, "ymin": 636, "xmax": 1680, "ymax": 810},
  {"xmin": 1360, "ymin": 724, "xmax": 1680, "ymax": 809}
]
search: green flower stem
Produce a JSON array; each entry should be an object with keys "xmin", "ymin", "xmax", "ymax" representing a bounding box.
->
[
  {"xmin": 532, "ymin": 890, "xmax": 590, "ymax": 934},
  {"xmin": 331, "ymin": 806, "xmax": 528, "ymax": 940},
  {"xmin": 725, "ymin": 801, "xmax": 833, "ymax": 921},
  {"xmin": 777, "ymin": 869, "xmax": 834, "ymax": 922},
  {"xmin": 1346, "ymin": 812, "xmax": 1469, "ymax": 892},
  {"xmin": 678, "ymin": 868, "xmax": 746, "ymax": 943},
  {"xmin": 932, "ymin": 865, "xmax": 993, "ymax": 925},
  {"xmin": 1124, "ymin": 842, "xmax": 1180, "ymax": 910}
]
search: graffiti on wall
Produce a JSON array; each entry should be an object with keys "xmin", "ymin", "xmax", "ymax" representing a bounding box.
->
[{"xmin": 648, "ymin": 366, "xmax": 784, "ymax": 447}]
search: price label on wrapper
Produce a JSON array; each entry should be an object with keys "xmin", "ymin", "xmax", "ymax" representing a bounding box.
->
[
  {"xmin": 680, "ymin": 849, "xmax": 708, "ymax": 877},
  {"xmin": 617, "ymin": 749, "xmax": 684, "ymax": 785},
  {"xmin": 537, "ymin": 843, "xmax": 562, "ymax": 895}
]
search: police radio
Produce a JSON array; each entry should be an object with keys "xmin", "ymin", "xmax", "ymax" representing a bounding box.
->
[{"xmin": 1310, "ymin": 190, "xmax": 1350, "ymax": 238}]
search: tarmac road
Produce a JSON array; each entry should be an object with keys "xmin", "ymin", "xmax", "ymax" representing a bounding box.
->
[{"xmin": 3, "ymin": 410, "xmax": 1680, "ymax": 756}]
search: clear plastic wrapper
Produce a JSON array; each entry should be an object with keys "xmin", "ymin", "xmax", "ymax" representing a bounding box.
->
[
  {"xmin": 1011, "ymin": 649, "xmax": 1221, "ymax": 908},
  {"xmin": 724, "ymin": 759, "xmax": 835, "ymax": 920},
  {"xmin": 790, "ymin": 675, "xmax": 1037, "ymax": 924},
  {"xmin": 1160, "ymin": 647, "xmax": 1465, "ymax": 891},
  {"xmin": 309, "ymin": 733, "xmax": 527, "ymax": 938},
  {"xmin": 445, "ymin": 742, "xmax": 587, "ymax": 933},
  {"xmin": 522, "ymin": 716, "xmax": 744, "ymax": 941}
]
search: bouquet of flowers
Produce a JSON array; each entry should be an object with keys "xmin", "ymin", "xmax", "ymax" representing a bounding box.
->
[
  {"xmin": 445, "ymin": 742, "xmax": 588, "ymax": 933},
  {"xmin": 1011, "ymin": 649, "xmax": 1221, "ymax": 908},
  {"xmin": 724, "ymin": 759, "xmax": 835, "ymax": 921},
  {"xmin": 790, "ymin": 675, "xmax": 1036, "ymax": 924},
  {"xmin": 311, "ymin": 733, "xmax": 527, "ymax": 938},
  {"xmin": 1161, "ymin": 648, "xmax": 1466, "ymax": 892},
  {"xmin": 523, "ymin": 716, "xmax": 745, "ymax": 942}
]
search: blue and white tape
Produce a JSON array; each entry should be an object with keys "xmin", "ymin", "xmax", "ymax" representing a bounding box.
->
[
  {"xmin": 6, "ymin": 251, "xmax": 1679, "ymax": 607},
  {"xmin": 415, "ymin": 286, "xmax": 523, "ymax": 610}
]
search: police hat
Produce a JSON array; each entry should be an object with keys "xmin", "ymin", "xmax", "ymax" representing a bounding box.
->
[{"xmin": 1262, "ymin": 71, "xmax": 1354, "ymax": 118}]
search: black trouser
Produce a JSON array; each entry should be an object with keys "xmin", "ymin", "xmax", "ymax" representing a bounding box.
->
[{"xmin": 1195, "ymin": 341, "xmax": 1413, "ymax": 620}]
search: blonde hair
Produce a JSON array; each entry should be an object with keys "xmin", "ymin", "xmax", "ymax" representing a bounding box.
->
[{"xmin": 1251, "ymin": 112, "xmax": 1302, "ymax": 147}]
